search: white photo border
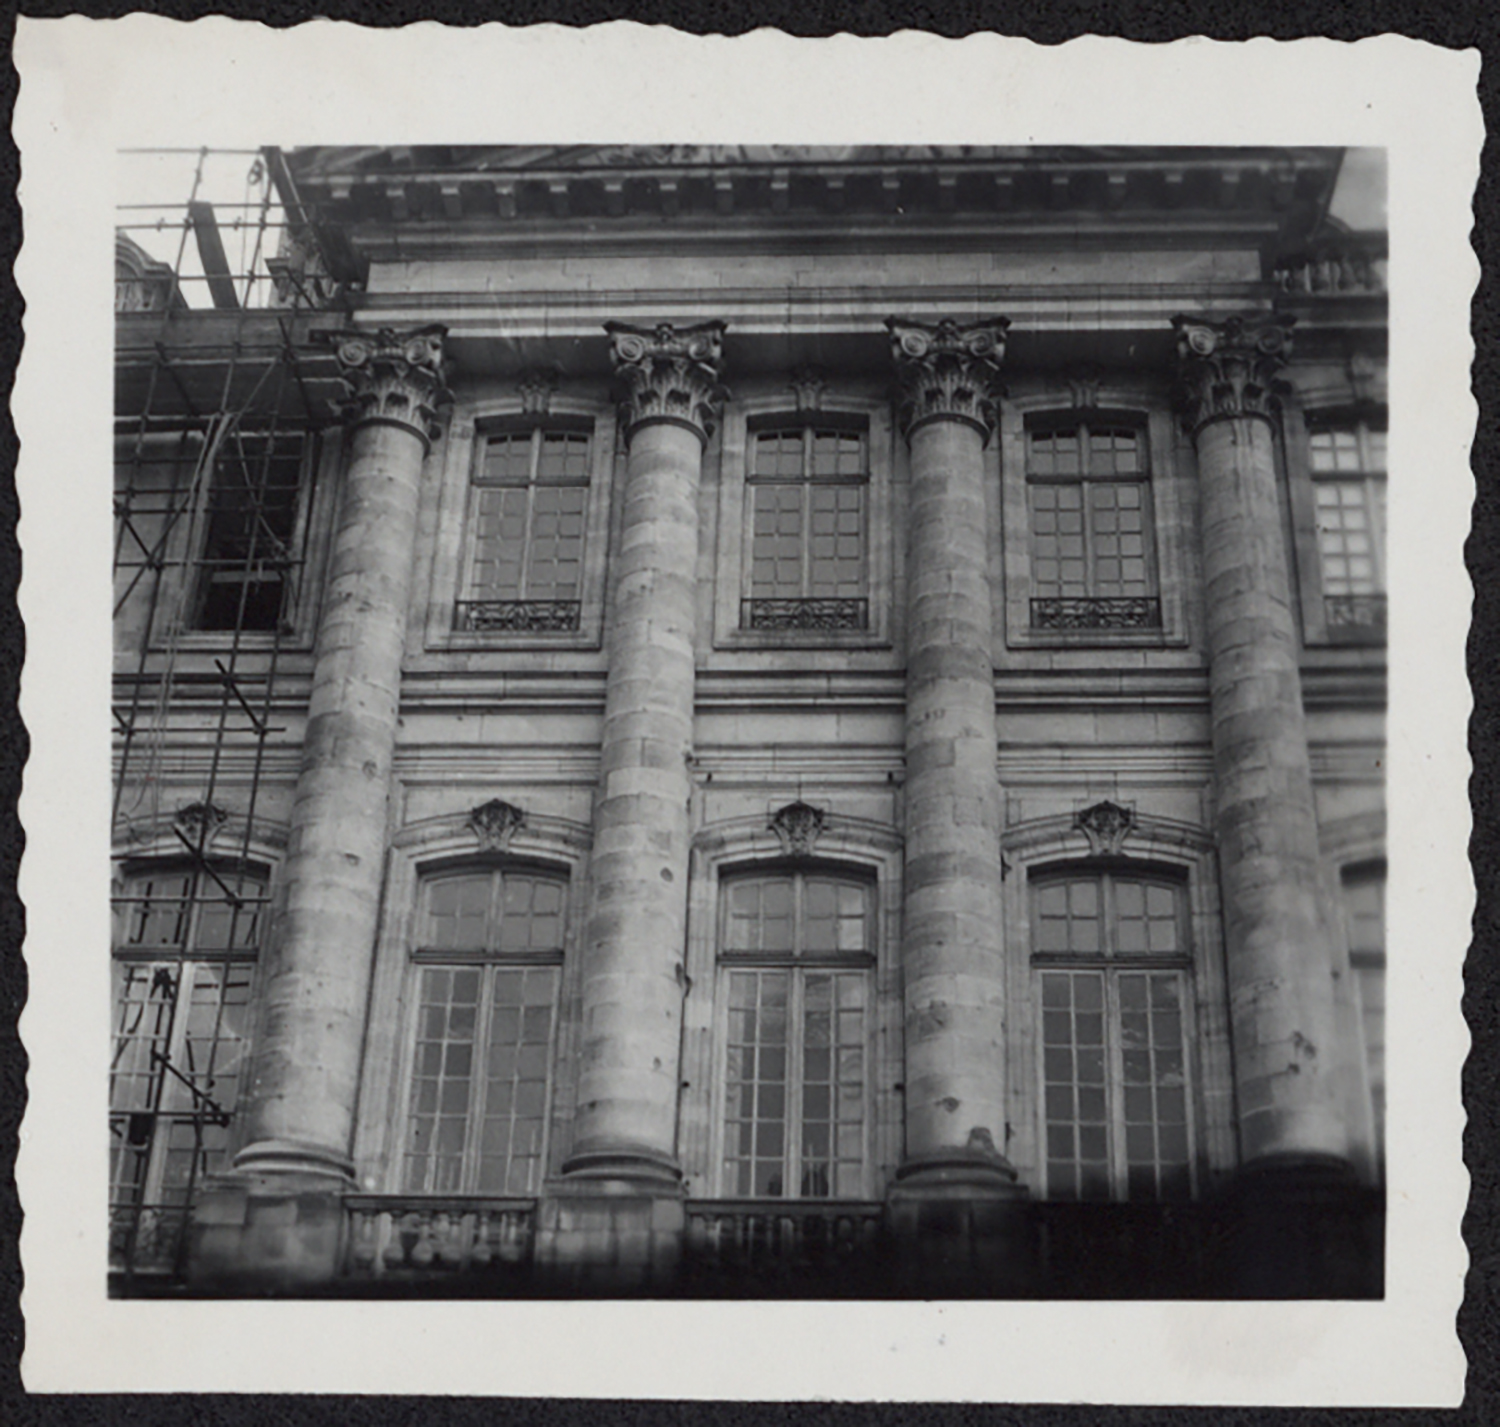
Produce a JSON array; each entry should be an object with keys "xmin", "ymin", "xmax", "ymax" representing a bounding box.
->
[{"xmin": 13, "ymin": 18, "xmax": 1478, "ymax": 1404}]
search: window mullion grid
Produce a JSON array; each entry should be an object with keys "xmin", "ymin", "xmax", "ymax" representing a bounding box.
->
[
  {"xmin": 139, "ymin": 958, "xmax": 190, "ymax": 1208},
  {"xmin": 143, "ymin": 873, "xmax": 203, "ymax": 1207},
  {"xmin": 1079, "ymin": 422, "xmax": 1098, "ymax": 600},
  {"xmin": 463, "ymin": 868, "xmax": 509, "ymax": 1194},
  {"xmin": 517, "ymin": 430, "xmax": 543, "ymax": 599},
  {"xmin": 1102, "ymin": 966, "xmax": 1129, "ymax": 1201},
  {"xmin": 786, "ymin": 877, "xmax": 804, "ymax": 1197},
  {"xmin": 464, "ymin": 962, "xmax": 496, "ymax": 1195},
  {"xmin": 798, "ymin": 427, "xmax": 815, "ymax": 598},
  {"xmin": 787, "ymin": 970, "xmax": 805, "ymax": 1201},
  {"xmin": 1098, "ymin": 874, "xmax": 1123, "ymax": 1199},
  {"xmin": 1368, "ymin": 473, "xmax": 1387, "ymax": 593}
]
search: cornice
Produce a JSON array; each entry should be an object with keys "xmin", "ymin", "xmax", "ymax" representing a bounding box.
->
[
  {"xmin": 288, "ymin": 148, "xmax": 1340, "ymax": 238},
  {"xmin": 339, "ymin": 213, "xmax": 1292, "ymax": 266}
]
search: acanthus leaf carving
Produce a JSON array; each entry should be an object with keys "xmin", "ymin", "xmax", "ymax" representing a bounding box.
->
[
  {"xmin": 469, "ymin": 798, "xmax": 526, "ymax": 852},
  {"xmin": 887, "ymin": 316, "xmax": 1008, "ymax": 442},
  {"xmin": 606, "ymin": 320, "xmax": 727, "ymax": 443},
  {"xmin": 174, "ymin": 801, "xmax": 229, "ymax": 848},
  {"xmin": 769, "ymin": 800, "xmax": 826, "ymax": 857},
  {"xmin": 327, "ymin": 324, "xmax": 453, "ymax": 449},
  {"xmin": 1075, "ymin": 800, "xmax": 1135, "ymax": 856},
  {"xmin": 516, "ymin": 368, "xmax": 560, "ymax": 416},
  {"xmin": 788, "ymin": 367, "xmax": 827, "ymax": 414},
  {"xmin": 1173, "ymin": 313, "xmax": 1294, "ymax": 434}
]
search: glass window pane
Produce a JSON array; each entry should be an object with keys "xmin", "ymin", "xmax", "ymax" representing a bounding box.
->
[{"xmin": 718, "ymin": 873, "xmax": 871, "ymax": 1198}]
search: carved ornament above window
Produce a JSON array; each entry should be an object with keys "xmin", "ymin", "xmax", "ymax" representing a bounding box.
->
[
  {"xmin": 1075, "ymin": 800, "xmax": 1136, "ymax": 856},
  {"xmin": 769, "ymin": 801, "xmax": 826, "ymax": 857},
  {"xmin": 469, "ymin": 799, "xmax": 526, "ymax": 852}
]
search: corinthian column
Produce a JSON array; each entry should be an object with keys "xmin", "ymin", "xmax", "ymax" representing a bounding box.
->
[
  {"xmin": 190, "ymin": 327, "xmax": 449, "ymax": 1286},
  {"xmin": 1174, "ymin": 314, "xmax": 1351, "ymax": 1179},
  {"xmin": 563, "ymin": 321, "xmax": 726, "ymax": 1185},
  {"xmin": 887, "ymin": 318, "xmax": 1020, "ymax": 1205}
]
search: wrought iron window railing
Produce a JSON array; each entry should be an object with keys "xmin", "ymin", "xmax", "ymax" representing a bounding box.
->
[
  {"xmin": 1324, "ymin": 593, "xmax": 1387, "ymax": 632},
  {"xmin": 343, "ymin": 1196, "xmax": 537, "ymax": 1278},
  {"xmin": 742, "ymin": 597, "xmax": 869, "ymax": 632},
  {"xmin": 1031, "ymin": 596, "xmax": 1162, "ymax": 631},
  {"xmin": 454, "ymin": 599, "xmax": 582, "ymax": 633}
]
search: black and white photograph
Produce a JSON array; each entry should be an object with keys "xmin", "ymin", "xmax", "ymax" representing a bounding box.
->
[{"xmin": 14, "ymin": 21, "xmax": 1475, "ymax": 1404}]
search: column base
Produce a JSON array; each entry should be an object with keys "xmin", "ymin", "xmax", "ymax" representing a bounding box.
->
[
  {"xmin": 533, "ymin": 1173, "xmax": 687, "ymax": 1294},
  {"xmin": 184, "ymin": 1171, "xmax": 350, "ymax": 1293},
  {"xmin": 1217, "ymin": 1154, "xmax": 1383, "ymax": 1298},
  {"xmin": 559, "ymin": 1142, "xmax": 684, "ymax": 1189},
  {"xmin": 887, "ymin": 1147, "xmax": 1035, "ymax": 1296}
]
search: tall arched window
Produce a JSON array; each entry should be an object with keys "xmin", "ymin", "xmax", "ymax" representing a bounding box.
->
[
  {"xmin": 1031, "ymin": 866, "xmax": 1195, "ymax": 1201},
  {"xmin": 110, "ymin": 862, "xmax": 268, "ymax": 1273},
  {"xmin": 400, "ymin": 866, "xmax": 566, "ymax": 1196},
  {"xmin": 716, "ymin": 870, "xmax": 874, "ymax": 1198}
]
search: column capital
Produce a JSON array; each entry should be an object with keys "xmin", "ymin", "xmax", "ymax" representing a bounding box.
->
[
  {"xmin": 606, "ymin": 320, "xmax": 727, "ymax": 445},
  {"xmin": 329, "ymin": 324, "xmax": 452, "ymax": 452},
  {"xmin": 887, "ymin": 316, "xmax": 1009, "ymax": 443},
  {"xmin": 1173, "ymin": 313, "xmax": 1295, "ymax": 435}
]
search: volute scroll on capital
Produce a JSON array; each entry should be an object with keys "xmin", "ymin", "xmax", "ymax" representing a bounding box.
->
[
  {"xmin": 606, "ymin": 319, "xmax": 728, "ymax": 445},
  {"xmin": 1172, "ymin": 313, "xmax": 1295, "ymax": 435},
  {"xmin": 887, "ymin": 316, "xmax": 1009, "ymax": 443},
  {"xmin": 326, "ymin": 324, "xmax": 454, "ymax": 451}
]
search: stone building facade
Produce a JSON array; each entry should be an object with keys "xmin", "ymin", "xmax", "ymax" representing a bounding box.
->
[{"xmin": 111, "ymin": 146, "xmax": 1387, "ymax": 1297}]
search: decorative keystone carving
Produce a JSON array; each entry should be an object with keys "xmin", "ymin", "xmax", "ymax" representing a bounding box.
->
[
  {"xmin": 1173, "ymin": 314, "xmax": 1294, "ymax": 434},
  {"xmin": 516, "ymin": 368, "xmax": 560, "ymax": 416},
  {"xmin": 605, "ymin": 320, "xmax": 727, "ymax": 443},
  {"xmin": 887, "ymin": 316, "xmax": 1008, "ymax": 442},
  {"xmin": 1076, "ymin": 800, "xmax": 1135, "ymax": 856},
  {"xmin": 1061, "ymin": 363, "xmax": 1104, "ymax": 410},
  {"xmin": 469, "ymin": 799, "xmax": 526, "ymax": 852},
  {"xmin": 769, "ymin": 800, "xmax": 826, "ymax": 857},
  {"xmin": 175, "ymin": 801, "xmax": 229, "ymax": 847},
  {"xmin": 788, "ymin": 367, "xmax": 827, "ymax": 414},
  {"xmin": 329, "ymin": 325, "xmax": 452, "ymax": 450}
]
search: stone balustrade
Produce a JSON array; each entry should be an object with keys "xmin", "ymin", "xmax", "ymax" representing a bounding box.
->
[
  {"xmin": 343, "ymin": 1196, "xmax": 537, "ymax": 1278},
  {"xmin": 684, "ymin": 1200, "xmax": 884, "ymax": 1281},
  {"xmin": 1273, "ymin": 245, "xmax": 1387, "ymax": 295}
]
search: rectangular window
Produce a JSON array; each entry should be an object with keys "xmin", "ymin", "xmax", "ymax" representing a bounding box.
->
[
  {"xmin": 195, "ymin": 431, "xmax": 305, "ymax": 631},
  {"xmin": 1027, "ymin": 421, "xmax": 1161, "ymax": 631},
  {"xmin": 400, "ymin": 869, "xmax": 564, "ymax": 1195},
  {"xmin": 718, "ymin": 873, "xmax": 873, "ymax": 1198},
  {"xmin": 743, "ymin": 423, "xmax": 868, "ymax": 632},
  {"xmin": 1309, "ymin": 423, "xmax": 1387, "ymax": 632},
  {"xmin": 1032, "ymin": 871, "xmax": 1193, "ymax": 1202},
  {"xmin": 110, "ymin": 866, "xmax": 266, "ymax": 1274},
  {"xmin": 457, "ymin": 427, "xmax": 590, "ymax": 633}
]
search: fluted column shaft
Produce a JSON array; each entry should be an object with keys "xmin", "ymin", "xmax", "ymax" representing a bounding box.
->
[
  {"xmin": 565, "ymin": 322, "xmax": 725, "ymax": 1182},
  {"xmin": 1176, "ymin": 314, "xmax": 1350, "ymax": 1168},
  {"xmin": 235, "ymin": 327, "xmax": 448, "ymax": 1182},
  {"xmin": 889, "ymin": 318, "xmax": 1016, "ymax": 1181}
]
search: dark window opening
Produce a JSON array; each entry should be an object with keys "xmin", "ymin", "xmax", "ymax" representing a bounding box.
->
[{"xmin": 195, "ymin": 433, "xmax": 305, "ymax": 632}]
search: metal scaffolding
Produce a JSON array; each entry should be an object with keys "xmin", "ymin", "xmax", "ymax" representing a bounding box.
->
[{"xmin": 109, "ymin": 147, "xmax": 353, "ymax": 1285}]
